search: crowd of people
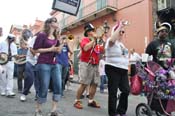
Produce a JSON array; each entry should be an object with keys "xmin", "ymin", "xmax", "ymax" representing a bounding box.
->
[
  {"xmin": 0, "ymin": 16, "xmax": 175, "ymax": 116},
  {"xmin": 0, "ymin": 17, "xmax": 74, "ymax": 116}
]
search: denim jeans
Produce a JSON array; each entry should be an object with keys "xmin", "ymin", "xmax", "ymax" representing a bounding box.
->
[
  {"xmin": 100, "ymin": 75, "xmax": 108, "ymax": 92},
  {"xmin": 23, "ymin": 62, "xmax": 39, "ymax": 96},
  {"xmin": 36, "ymin": 64, "xmax": 62, "ymax": 104}
]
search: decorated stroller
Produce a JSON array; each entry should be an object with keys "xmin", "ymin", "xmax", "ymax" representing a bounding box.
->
[{"xmin": 131, "ymin": 59, "xmax": 175, "ymax": 116}]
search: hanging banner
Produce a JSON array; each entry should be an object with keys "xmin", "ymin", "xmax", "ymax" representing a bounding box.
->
[{"xmin": 52, "ymin": 0, "xmax": 81, "ymax": 16}]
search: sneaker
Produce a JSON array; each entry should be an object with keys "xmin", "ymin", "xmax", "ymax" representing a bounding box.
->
[
  {"xmin": 88, "ymin": 100, "xmax": 100, "ymax": 108},
  {"xmin": 34, "ymin": 110, "xmax": 42, "ymax": 116},
  {"xmin": 74, "ymin": 100, "xmax": 83, "ymax": 109},
  {"xmin": 20, "ymin": 95, "xmax": 26, "ymax": 101},
  {"xmin": 6, "ymin": 92, "xmax": 15, "ymax": 97},
  {"xmin": 1, "ymin": 92, "xmax": 6, "ymax": 96}
]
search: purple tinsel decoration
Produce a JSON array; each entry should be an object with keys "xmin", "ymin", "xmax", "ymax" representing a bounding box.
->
[{"xmin": 135, "ymin": 61, "xmax": 175, "ymax": 99}]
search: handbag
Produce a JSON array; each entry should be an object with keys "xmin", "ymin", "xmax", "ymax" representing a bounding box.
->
[{"xmin": 130, "ymin": 74, "xmax": 142, "ymax": 95}]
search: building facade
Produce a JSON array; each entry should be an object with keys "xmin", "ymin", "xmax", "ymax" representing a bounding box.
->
[{"xmin": 50, "ymin": 0, "xmax": 175, "ymax": 74}]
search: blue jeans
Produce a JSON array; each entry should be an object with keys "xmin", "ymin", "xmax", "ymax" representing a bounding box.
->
[
  {"xmin": 100, "ymin": 75, "xmax": 108, "ymax": 92},
  {"xmin": 23, "ymin": 62, "xmax": 39, "ymax": 96},
  {"xmin": 36, "ymin": 64, "xmax": 62, "ymax": 104}
]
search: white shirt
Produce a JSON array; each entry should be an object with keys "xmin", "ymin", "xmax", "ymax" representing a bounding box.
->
[
  {"xmin": 105, "ymin": 39, "xmax": 129, "ymax": 70},
  {"xmin": 0, "ymin": 40, "xmax": 17, "ymax": 56},
  {"xmin": 26, "ymin": 36, "xmax": 38, "ymax": 65}
]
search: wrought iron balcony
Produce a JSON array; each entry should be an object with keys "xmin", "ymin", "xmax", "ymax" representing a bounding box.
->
[{"xmin": 59, "ymin": 0, "xmax": 117, "ymax": 32}]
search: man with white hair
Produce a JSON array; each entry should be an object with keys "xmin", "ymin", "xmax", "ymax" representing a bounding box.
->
[{"xmin": 0, "ymin": 34, "xmax": 17, "ymax": 97}]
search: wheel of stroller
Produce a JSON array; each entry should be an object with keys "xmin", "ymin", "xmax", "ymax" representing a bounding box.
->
[{"xmin": 136, "ymin": 103, "xmax": 153, "ymax": 116}]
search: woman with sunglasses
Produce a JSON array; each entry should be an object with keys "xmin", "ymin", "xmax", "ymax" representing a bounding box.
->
[
  {"xmin": 105, "ymin": 21, "xmax": 129, "ymax": 116},
  {"xmin": 33, "ymin": 17, "xmax": 62, "ymax": 116}
]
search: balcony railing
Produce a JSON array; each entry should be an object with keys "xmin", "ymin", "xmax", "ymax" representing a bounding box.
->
[{"xmin": 59, "ymin": 0, "xmax": 117, "ymax": 30}]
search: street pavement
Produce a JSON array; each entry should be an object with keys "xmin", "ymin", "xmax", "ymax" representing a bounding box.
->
[{"xmin": 0, "ymin": 77, "xmax": 148, "ymax": 116}]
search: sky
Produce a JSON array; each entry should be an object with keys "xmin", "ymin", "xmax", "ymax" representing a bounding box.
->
[{"xmin": 0, "ymin": 0, "xmax": 53, "ymax": 36}]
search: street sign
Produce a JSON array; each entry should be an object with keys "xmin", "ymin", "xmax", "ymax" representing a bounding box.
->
[{"xmin": 52, "ymin": 0, "xmax": 81, "ymax": 16}]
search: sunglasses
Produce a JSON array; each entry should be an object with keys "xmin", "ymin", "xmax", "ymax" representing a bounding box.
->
[{"xmin": 120, "ymin": 30, "xmax": 125, "ymax": 34}]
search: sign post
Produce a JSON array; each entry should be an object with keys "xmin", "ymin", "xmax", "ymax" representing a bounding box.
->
[{"xmin": 52, "ymin": 0, "xmax": 81, "ymax": 16}]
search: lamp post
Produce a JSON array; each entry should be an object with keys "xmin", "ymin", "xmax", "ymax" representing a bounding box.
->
[
  {"xmin": 103, "ymin": 20, "xmax": 110, "ymax": 34},
  {"xmin": 103, "ymin": 20, "xmax": 110, "ymax": 40}
]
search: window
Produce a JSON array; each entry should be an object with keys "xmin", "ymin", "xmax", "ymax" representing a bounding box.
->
[
  {"xmin": 170, "ymin": 0, "xmax": 175, "ymax": 9},
  {"xmin": 77, "ymin": 1, "xmax": 83, "ymax": 19},
  {"xmin": 96, "ymin": 0, "xmax": 107, "ymax": 10},
  {"xmin": 157, "ymin": 0, "xmax": 170, "ymax": 10}
]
